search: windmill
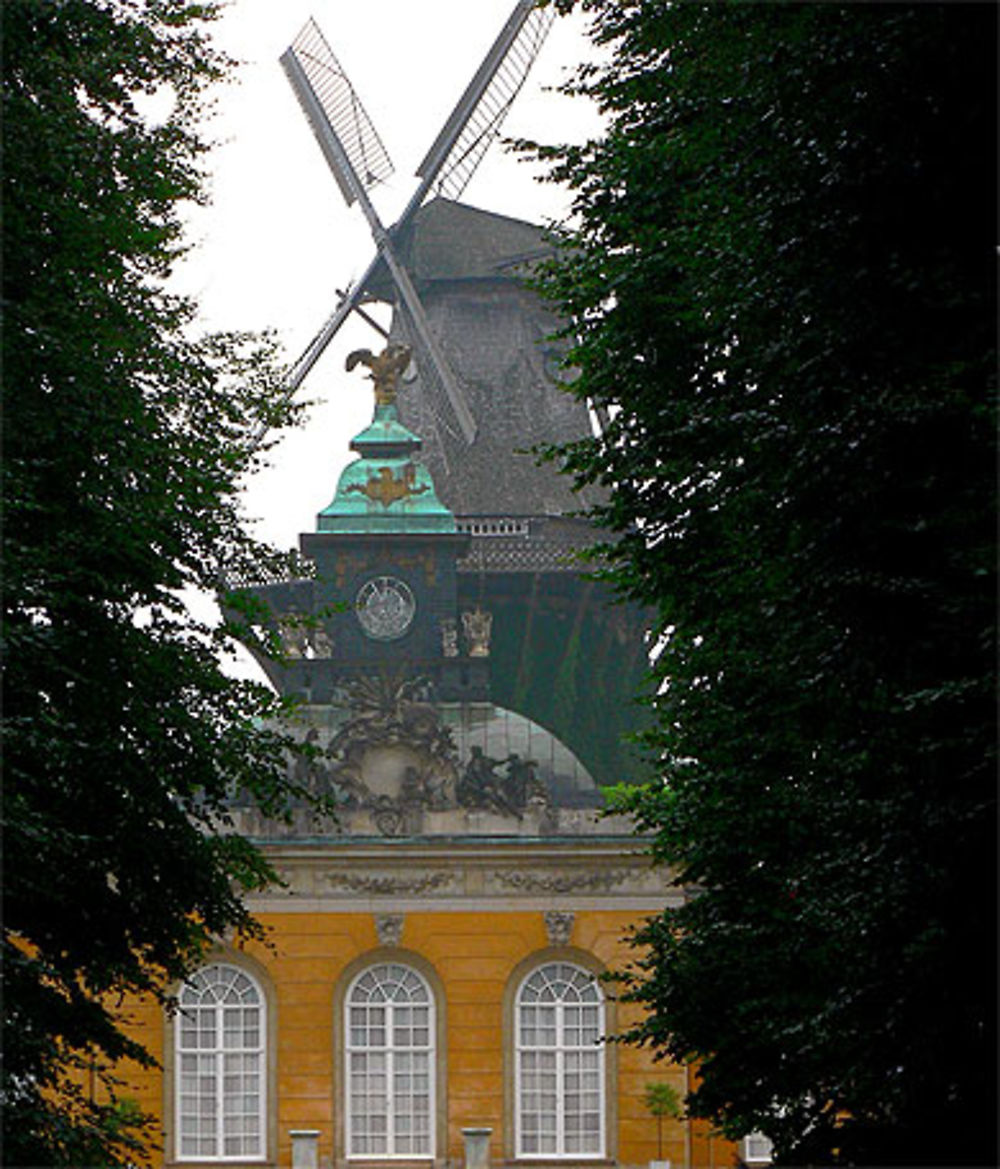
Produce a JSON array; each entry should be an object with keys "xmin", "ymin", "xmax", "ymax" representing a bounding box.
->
[
  {"xmin": 237, "ymin": 1, "xmax": 650, "ymax": 798},
  {"xmin": 278, "ymin": 1, "xmax": 556, "ymax": 449}
]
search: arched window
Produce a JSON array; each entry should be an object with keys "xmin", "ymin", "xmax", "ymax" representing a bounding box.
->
[
  {"xmin": 346, "ymin": 963, "xmax": 434, "ymax": 1159},
  {"xmin": 516, "ymin": 962, "xmax": 605, "ymax": 1158},
  {"xmin": 176, "ymin": 963, "xmax": 265, "ymax": 1161}
]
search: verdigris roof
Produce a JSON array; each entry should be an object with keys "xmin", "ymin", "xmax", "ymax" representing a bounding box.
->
[{"xmin": 316, "ymin": 400, "xmax": 456, "ymax": 534}]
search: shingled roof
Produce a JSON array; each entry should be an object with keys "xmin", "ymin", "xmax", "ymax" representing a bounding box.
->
[
  {"xmin": 362, "ymin": 198, "xmax": 554, "ymax": 299},
  {"xmin": 357, "ymin": 198, "xmax": 597, "ymax": 519}
]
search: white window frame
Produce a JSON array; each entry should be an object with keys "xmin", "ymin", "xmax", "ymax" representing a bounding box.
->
[
  {"xmin": 175, "ymin": 962, "xmax": 266, "ymax": 1162},
  {"xmin": 345, "ymin": 962, "xmax": 436, "ymax": 1161},
  {"xmin": 515, "ymin": 961, "xmax": 606, "ymax": 1160}
]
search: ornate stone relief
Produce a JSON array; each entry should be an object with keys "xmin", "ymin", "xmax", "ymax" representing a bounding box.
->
[
  {"xmin": 324, "ymin": 672, "xmax": 458, "ymax": 834},
  {"xmin": 324, "ymin": 870, "xmax": 457, "ymax": 896},
  {"xmin": 278, "ymin": 615, "xmax": 309, "ymax": 658},
  {"xmin": 310, "ymin": 627, "xmax": 333, "ymax": 657},
  {"xmin": 455, "ymin": 748, "xmax": 550, "ymax": 820},
  {"xmin": 543, "ymin": 910, "xmax": 575, "ymax": 946},
  {"xmin": 494, "ymin": 869, "xmax": 632, "ymax": 894},
  {"xmin": 375, "ymin": 913, "xmax": 405, "ymax": 946},
  {"xmin": 286, "ymin": 671, "xmax": 558, "ymax": 836},
  {"xmin": 440, "ymin": 617, "xmax": 459, "ymax": 658},
  {"xmin": 279, "ymin": 615, "xmax": 334, "ymax": 659}
]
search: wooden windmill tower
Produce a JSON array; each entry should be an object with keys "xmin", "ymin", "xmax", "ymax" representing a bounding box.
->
[{"xmin": 252, "ymin": 1, "xmax": 648, "ymax": 787}]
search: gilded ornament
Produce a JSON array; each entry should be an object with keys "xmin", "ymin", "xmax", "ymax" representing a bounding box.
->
[
  {"xmin": 462, "ymin": 606, "xmax": 493, "ymax": 657},
  {"xmin": 345, "ymin": 342, "xmax": 412, "ymax": 406},
  {"xmin": 345, "ymin": 463, "xmax": 429, "ymax": 508}
]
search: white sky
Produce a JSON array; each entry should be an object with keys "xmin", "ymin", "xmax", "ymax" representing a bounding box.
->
[{"xmin": 174, "ymin": 0, "xmax": 602, "ymax": 551}]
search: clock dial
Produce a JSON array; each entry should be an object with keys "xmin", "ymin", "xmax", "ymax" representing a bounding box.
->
[{"xmin": 355, "ymin": 575, "xmax": 416, "ymax": 641}]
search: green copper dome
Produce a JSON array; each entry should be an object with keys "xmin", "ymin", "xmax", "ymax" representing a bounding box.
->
[{"xmin": 317, "ymin": 402, "xmax": 456, "ymax": 534}]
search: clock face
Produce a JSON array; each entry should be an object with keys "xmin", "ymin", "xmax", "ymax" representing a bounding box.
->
[{"xmin": 355, "ymin": 575, "xmax": 416, "ymax": 641}]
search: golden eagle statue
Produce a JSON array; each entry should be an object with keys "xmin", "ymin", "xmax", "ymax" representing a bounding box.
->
[{"xmin": 345, "ymin": 343, "xmax": 412, "ymax": 406}]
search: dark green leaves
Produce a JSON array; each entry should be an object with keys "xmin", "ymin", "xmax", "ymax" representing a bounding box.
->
[
  {"xmin": 538, "ymin": 3, "xmax": 996, "ymax": 1163},
  {"xmin": 2, "ymin": 2, "xmax": 314, "ymax": 1163}
]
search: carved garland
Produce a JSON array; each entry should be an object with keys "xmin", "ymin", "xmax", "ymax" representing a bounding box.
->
[
  {"xmin": 494, "ymin": 869, "xmax": 632, "ymax": 894},
  {"xmin": 324, "ymin": 871, "xmax": 457, "ymax": 896}
]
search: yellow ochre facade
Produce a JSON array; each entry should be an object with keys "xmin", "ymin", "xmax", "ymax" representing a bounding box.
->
[{"xmin": 120, "ymin": 883, "xmax": 740, "ymax": 1169}]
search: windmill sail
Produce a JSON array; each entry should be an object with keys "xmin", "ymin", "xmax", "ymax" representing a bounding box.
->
[
  {"xmin": 416, "ymin": 0, "xmax": 555, "ymax": 201},
  {"xmin": 281, "ymin": 18, "xmax": 478, "ymax": 443},
  {"xmin": 280, "ymin": 18, "xmax": 393, "ymax": 206},
  {"xmin": 273, "ymin": 2, "xmax": 555, "ymax": 445}
]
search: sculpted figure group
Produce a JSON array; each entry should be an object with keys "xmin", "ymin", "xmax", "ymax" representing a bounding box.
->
[
  {"xmin": 455, "ymin": 746, "xmax": 549, "ymax": 819},
  {"xmin": 290, "ymin": 669, "xmax": 551, "ymax": 832}
]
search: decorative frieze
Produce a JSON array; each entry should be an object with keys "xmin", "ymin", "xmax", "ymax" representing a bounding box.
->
[
  {"xmin": 250, "ymin": 841, "xmax": 675, "ymax": 910},
  {"xmin": 324, "ymin": 870, "xmax": 458, "ymax": 896},
  {"xmin": 494, "ymin": 868, "xmax": 632, "ymax": 894}
]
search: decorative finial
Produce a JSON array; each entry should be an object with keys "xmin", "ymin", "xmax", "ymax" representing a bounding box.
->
[{"xmin": 345, "ymin": 342, "xmax": 412, "ymax": 406}]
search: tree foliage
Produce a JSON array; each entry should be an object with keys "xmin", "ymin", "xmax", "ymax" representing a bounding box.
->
[
  {"xmin": 537, "ymin": 3, "xmax": 996, "ymax": 1164},
  {"xmin": 2, "ymin": 2, "xmax": 315, "ymax": 1163},
  {"xmin": 643, "ymin": 1080, "xmax": 683, "ymax": 1160}
]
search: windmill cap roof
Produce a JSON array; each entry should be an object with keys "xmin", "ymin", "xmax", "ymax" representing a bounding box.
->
[{"xmin": 362, "ymin": 198, "xmax": 553, "ymax": 299}]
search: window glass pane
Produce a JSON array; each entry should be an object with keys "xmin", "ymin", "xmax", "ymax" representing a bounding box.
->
[
  {"xmin": 517, "ymin": 963, "xmax": 604, "ymax": 1158},
  {"xmin": 346, "ymin": 964, "xmax": 434, "ymax": 1159},
  {"xmin": 176, "ymin": 964, "xmax": 264, "ymax": 1161}
]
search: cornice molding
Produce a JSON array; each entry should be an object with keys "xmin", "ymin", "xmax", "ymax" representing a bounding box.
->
[{"xmin": 249, "ymin": 838, "xmax": 676, "ymax": 908}]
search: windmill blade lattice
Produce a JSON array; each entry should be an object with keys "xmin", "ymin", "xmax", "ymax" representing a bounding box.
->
[
  {"xmin": 279, "ymin": 16, "xmax": 476, "ymax": 443},
  {"xmin": 269, "ymin": 3, "xmax": 556, "ymax": 450},
  {"xmin": 416, "ymin": 1, "xmax": 555, "ymax": 201},
  {"xmin": 281, "ymin": 18, "xmax": 393, "ymax": 205}
]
